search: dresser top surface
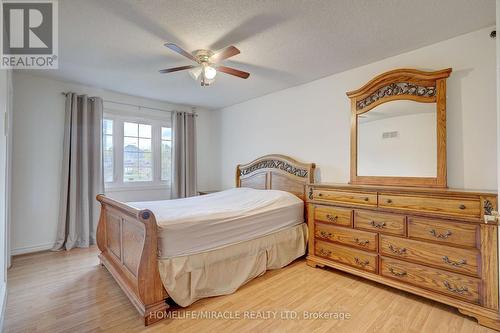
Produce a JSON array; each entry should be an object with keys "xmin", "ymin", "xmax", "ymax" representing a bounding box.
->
[{"xmin": 308, "ymin": 182, "xmax": 497, "ymax": 197}]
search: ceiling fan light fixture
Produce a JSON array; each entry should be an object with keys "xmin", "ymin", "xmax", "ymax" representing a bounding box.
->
[
  {"xmin": 188, "ymin": 66, "xmax": 202, "ymax": 80},
  {"xmin": 203, "ymin": 65, "xmax": 217, "ymax": 80},
  {"xmin": 160, "ymin": 44, "xmax": 250, "ymax": 86},
  {"xmin": 201, "ymin": 77, "xmax": 215, "ymax": 87}
]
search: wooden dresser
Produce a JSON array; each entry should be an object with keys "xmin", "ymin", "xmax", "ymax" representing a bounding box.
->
[{"xmin": 306, "ymin": 183, "xmax": 499, "ymax": 330}]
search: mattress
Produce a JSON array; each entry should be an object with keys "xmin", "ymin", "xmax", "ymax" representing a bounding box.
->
[{"xmin": 128, "ymin": 187, "xmax": 304, "ymax": 258}]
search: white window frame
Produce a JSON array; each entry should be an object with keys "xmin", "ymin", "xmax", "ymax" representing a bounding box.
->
[
  {"xmin": 160, "ymin": 126, "xmax": 173, "ymax": 182},
  {"xmin": 104, "ymin": 108, "xmax": 172, "ymax": 191},
  {"xmin": 102, "ymin": 119, "xmax": 114, "ymax": 183}
]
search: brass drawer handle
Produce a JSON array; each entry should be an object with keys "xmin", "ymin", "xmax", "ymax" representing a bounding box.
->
[
  {"xmin": 459, "ymin": 204, "xmax": 466, "ymax": 210},
  {"xmin": 326, "ymin": 214, "xmax": 338, "ymax": 222},
  {"xmin": 442, "ymin": 256, "xmax": 467, "ymax": 267},
  {"xmin": 363, "ymin": 197, "xmax": 369, "ymax": 202},
  {"xmin": 429, "ymin": 229, "xmax": 452, "ymax": 239},
  {"xmin": 386, "ymin": 199, "xmax": 393, "ymax": 204},
  {"xmin": 319, "ymin": 231, "xmax": 332, "ymax": 239},
  {"xmin": 388, "ymin": 267, "xmax": 407, "ymax": 277},
  {"xmin": 318, "ymin": 248, "xmax": 332, "ymax": 257},
  {"xmin": 354, "ymin": 238, "xmax": 369, "ymax": 246},
  {"xmin": 354, "ymin": 257, "xmax": 370, "ymax": 267},
  {"xmin": 370, "ymin": 221, "xmax": 386, "ymax": 229},
  {"xmin": 318, "ymin": 193, "xmax": 323, "ymax": 197},
  {"xmin": 443, "ymin": 281, "xmax": 468, "ymax": 294},
  {"xmin": 388, "ymin": 244, "xmax": 407, "ymax": 255}
]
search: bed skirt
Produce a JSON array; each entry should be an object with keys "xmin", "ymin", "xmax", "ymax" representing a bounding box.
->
[{"xmin": 157, "ymin": 223, "xmax": 308, "ymax": 307}]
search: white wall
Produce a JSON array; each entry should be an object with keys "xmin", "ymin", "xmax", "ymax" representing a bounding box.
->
[
  {"xmin": 497, "ymin": 2, "xmax": 500, "ymax": 195},
  {"xmin": 216, "ymin": 27, "xmax": 498, "ymax": 191},
  {"xmin": 497, "ymin": 2, "xmax": 500, "ymax": 196},
  {"xmin": 358, "ymin": 112, "xmax": 437, "ymax": 177},
  {"xmin": 5, "ymin": 71, "xmax": 13, "ymax": 271},
  {"xmin": 0, "ymin": 70, "xmax": 11, "ymax": 328},
  {"xmin": 11, "ymin": 73, "xmax": 218, "ymax": 255},
  {"xmin": 496, "ymin": 0, "xmax": 500, "ymax": 304}
]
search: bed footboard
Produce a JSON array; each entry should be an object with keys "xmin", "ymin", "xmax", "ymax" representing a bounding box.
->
[{"xmin": 96, "ymin": 194, "xmax": 169, "ymax": 325}]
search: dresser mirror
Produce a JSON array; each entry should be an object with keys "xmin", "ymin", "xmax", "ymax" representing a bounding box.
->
[
  {"xmin": 358, "ymin": 100, "xmax": 437, "ymax": 177},
  {"xmin": 347, "ymin": 68, "xmax": 452, "ymax": 187}
]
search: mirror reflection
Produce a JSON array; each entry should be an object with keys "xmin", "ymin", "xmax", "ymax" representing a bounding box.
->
[{"xmin": 357, "ymin": 100, "xmax": 437, "ymax": 177}]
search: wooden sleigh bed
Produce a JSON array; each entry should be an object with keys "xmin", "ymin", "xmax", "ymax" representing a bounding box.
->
[{"xmin": 96, "ymin": 154, "xmax": 315, "ymax": 325}]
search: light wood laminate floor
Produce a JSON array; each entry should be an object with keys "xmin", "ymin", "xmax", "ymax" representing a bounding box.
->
[{"xmin": 4, "ymin": 247, "xmax": 495, "ymax": 333}]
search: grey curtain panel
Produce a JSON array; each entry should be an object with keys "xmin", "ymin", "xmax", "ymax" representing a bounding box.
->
[
  {"xmin": 53, "ymin": 93, "xmax": 104, "ymax": 251},
  {"xmin": 171, "ymin": 111, "xmax": 197, "ymax": 198}
]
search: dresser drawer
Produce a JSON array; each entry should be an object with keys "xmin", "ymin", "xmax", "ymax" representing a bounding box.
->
[
  {"xmin": 312, "ymin": 189, "xmax": 377, "ymax": 206},
  {"xmin": 380, "ymin": 257, "xmax": 480, "ymax": 303},
  {"xmin": 315, "ymin": 223, "xmax": 377, "ymax": 251},
  {"xmin": 314, "ymin": 205, "xmax": 352, "ymax": 227},
  {"xmin": 354, "ymin": 210, "xmax": 406, "ymax": 236},
  {"xmin": 379, "ymin": 194, "xmax": 481, "ymax": 218},
  {"xmin": 380, "ymin": 235, "xmax": 480, "ymax": 277},
  {"xmin": 315, "ymin": 240, "xmax": 378, "ymax": 273},
  {"xmin": 408, "ymin": 217, "xmax": 479, "ymax": 248}
]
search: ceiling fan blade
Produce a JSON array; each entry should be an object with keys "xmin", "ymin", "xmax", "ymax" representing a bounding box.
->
[
  {"xmin": 210, "ymin": 46, "xmax": 240, "ymax": 63},
  {"xmin": 217, "ymin": 66, "xmax": 250, "ymax": 79},
  {"xmin": 159, "ymin": 65, "xmax": 196, "ymax": 74},
  {"xmin": 164, "ymin": 43, "xmax": 199, "ymax": 63}
]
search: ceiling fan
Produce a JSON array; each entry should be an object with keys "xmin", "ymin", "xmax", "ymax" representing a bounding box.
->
[{"xmin": 159, "ymin": 43, "xmax": 250, "ymax": 86}]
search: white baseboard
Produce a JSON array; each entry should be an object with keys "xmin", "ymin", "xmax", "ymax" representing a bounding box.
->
[{"xmin": 11, "ymin": 243, "xmax": 53, "ymax": 256}]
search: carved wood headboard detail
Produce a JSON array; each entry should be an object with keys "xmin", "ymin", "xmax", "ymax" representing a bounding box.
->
[{"xmin": 235, "ymin": 154, "xmax": 316, "ymax": 201}]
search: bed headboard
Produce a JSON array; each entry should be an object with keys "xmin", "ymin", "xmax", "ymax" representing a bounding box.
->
[{"xmin": 235, "ymin": 154, "xmax": 316, "ymax": 201}]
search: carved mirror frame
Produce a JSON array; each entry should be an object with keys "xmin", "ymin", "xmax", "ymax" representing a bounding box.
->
[{"xmin": 347, "ymin": 68, "xmax": 452, "ymax": 188}]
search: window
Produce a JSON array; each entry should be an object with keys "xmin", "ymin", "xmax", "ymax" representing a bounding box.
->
[
  {"xmin": 103, "ymin": 119, "xmax": 113, "ymax": 182},
  {"xmin": 103, "ymin": 111, "xmax": 171, "ymax": 189},
  {"xmin": 161, "ymin": 127, "xmax": 172, "ymax": 181},
  {"xmin": 123, "ymin": 122, "xmax": 152, "ymax": 182}
]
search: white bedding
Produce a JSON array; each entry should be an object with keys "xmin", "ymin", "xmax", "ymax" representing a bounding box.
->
[{"xmin": 128, "ymin": 188, "xmax": 304, "ymax": 258}]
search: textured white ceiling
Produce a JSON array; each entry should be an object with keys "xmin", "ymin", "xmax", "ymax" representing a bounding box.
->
[{"xmin": 24, "ymin": 0, "xmax": 495, "ymax": 109}]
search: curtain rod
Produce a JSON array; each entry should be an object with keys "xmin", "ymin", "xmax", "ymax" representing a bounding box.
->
[{"xmin": 60, "ymin": 92, "xmax": 197, "ymax": 115}]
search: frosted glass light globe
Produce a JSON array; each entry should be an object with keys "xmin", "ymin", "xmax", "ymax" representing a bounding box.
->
[{"xmin": 204, "ymin": 66, "xmax": 217, "ymax": 80}]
